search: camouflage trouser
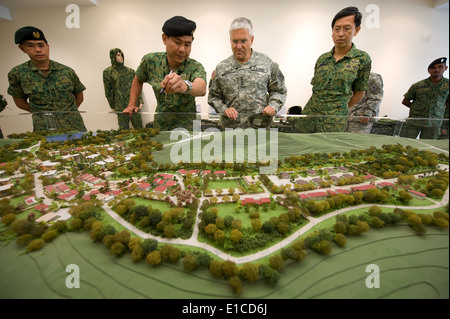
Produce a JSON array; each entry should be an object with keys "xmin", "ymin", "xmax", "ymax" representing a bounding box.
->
[
  {"xmin": 345, "ymin": 120, "xmax": 374, "ymax": 134},
  {"xmin": 296, "ymin": 116, "xmax": 347, "ymax": 133},
  {"xmin": 155, "ymin": 113, "xmax": 196, "ymax": 131},
  {"xmin": 117, "ymin": 113, "xmax": 143, "ymax": 130},
  {"xmin": 32, "ymin": 112, "xmax": 87, "ymax": 132},
  {"xmin": 218, "ymin": 113, "xmax": 273, "ymax": 130},
  {"xmin": 400, "ymin": 124, "xmax": 441, "ymax": 140}
]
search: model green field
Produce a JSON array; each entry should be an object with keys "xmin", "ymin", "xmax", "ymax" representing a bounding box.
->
[
  {"xmin": 0, "ymin": 130, "xmax": 448, "ymax": 299},
  {"xmin": 0, "ymin": 220, "xmax": 447, "ymax": 299}
]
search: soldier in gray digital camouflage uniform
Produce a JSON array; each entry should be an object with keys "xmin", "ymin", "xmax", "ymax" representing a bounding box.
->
[
  {"xmin": 103, "ymin": 48, "xmax": 143, "ymax": 130},
  {"xmin": 346, "ymin": 72, "xmax": 383, "ymax": 134},
  {"xmin": 401, "ymin": 57, "xmax": 449, "ymax": 140},
  {"xmin": 208, "ymin": 17, "xmax": 287, "ymax": 129},
  {"xmin": 7, "ymin": 26, "xmax": 87, "ymax": 132}
]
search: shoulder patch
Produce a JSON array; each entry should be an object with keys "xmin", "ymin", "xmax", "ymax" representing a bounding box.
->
[{"xmin": 211, "ymin": 70, "xmax": 216, "ymax": 80}]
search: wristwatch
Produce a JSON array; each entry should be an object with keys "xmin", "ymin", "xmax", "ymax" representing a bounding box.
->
[{"xmin": 184, "ymin": 80, "xmax": 193, "ymax": 93}]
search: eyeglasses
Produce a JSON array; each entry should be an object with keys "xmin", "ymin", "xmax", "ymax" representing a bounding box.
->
[
  {"xmin": 332, "ymin": 26, "xmax": 353, "ymax": 33},
  {"xmin": 23, "ymin": 43, "xmax": 47, "ymax": 49}
]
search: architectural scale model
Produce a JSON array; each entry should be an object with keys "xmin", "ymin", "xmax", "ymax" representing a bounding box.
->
[{"xmin": 0, "ymin": 128, "xmax": 448, "ymax": 297}]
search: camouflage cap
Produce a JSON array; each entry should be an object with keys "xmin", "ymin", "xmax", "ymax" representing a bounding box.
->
[
  {"xmin": 162, "ymin": 16, "xmax": 196, "ymax": 37},
  {"xmin": 15, "ymin": 26, "xmax": 47, "ymax": 44},
  {"xmin": 428, "ymin": 57, "xmax": 447, "ymax": 69}
]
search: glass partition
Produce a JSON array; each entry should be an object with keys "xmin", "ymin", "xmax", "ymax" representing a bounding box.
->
[{"xmin": 0, "ymin": 112, "xmax": 448, "ymax": 140}]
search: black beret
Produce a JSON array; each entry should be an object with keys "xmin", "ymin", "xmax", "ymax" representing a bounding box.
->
[
  {"xmin": 428, "ymin": 57, "xmax": 447, "ymax": 69},
  {"xmin": 15, "ymin": 26, "xmax": 47, "ymax": 44},
  {"xmin": 162, "ymin": 16, "xmax": 196, "ymax": 37}
]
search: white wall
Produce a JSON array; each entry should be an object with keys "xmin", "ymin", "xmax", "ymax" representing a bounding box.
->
[{"xmin": 0, "ymin": 0, "xmax": 448, "ymax": 135}]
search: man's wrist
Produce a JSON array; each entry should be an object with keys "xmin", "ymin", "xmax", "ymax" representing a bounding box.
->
[{"xmin": 184, "ymin": 80, "xmax": 192, "ymax": 94}]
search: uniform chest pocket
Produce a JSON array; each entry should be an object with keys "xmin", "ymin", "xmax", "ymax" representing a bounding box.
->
[
  {"xmin": 54, "ymin": 80, "xmax": 75, "ymax": 102},
  {"xmin": 333, "ymin": 65, "xmax": 358, "ymax": 94},
  {"xmin": 248, "ymin": 67, "xmax": 269, "ymax": 90},
  {"xmin": 22, "ymin": 83, "xmax": 49, "ymax": 109},
  {"xmin": 22, "ymin": 82, "xmax": 44, "ymax": 96}
]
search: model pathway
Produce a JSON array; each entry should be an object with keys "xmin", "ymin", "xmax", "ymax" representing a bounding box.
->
[{"xmin": 102, "ymin": 185, "xmax": 449, "ymax": 264}]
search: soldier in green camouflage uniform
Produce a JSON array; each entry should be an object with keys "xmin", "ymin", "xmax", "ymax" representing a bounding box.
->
[
  {"xmin": 135, "ymin": 52, "xmax": 206, "ymax": 130},
  {"xmin": 0, "ymin": 94, "xmax": 7, "ymax": 138},
  {"xmin": 299, "ymin": 7, "xmax": 371, "ymax": 133},
  {"xmin": 208, "ymin": 17, "xmax": 287, "ymax": 129},
  {"xmin": 103, "ymin": 48, "xmax": 143, "ymax": 130},
  {"xmin": 0, "ymin": 94, "xmax": 7, "ymax": 113},
  {"xmin": 7, "ymin": 26, "xmax": 87, "ymax": 132},
  {"xmin": 401, "ymin": 57, "xmax": 449, "ymax": 140},
  {"xmin": 346, "ymin": 72, "xmax": 383, "ymax": 134},
  {"xmin": 123, "ymin": 16, "xmax": 207, "ymax": 131}
]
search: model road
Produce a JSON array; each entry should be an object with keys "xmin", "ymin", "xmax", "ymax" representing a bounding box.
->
[{"xmin": 102, "ymin": 179, "xmax": 449, "ymax": 264}]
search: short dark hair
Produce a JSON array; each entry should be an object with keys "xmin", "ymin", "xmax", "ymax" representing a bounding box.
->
[{"xmin": 332, "ymin": 7, "xmax": 362, "ymax": 28}]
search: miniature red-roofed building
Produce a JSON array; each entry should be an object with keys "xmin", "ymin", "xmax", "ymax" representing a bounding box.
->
[
  {"xmin": 139, "ymin": 183, "xmax": 152, "ymax": 191},
  {"xmin": 154, "ymin": 185, "xmax": 167, "ymax": 194},
  {"xmin": 58, "ymin": 189, "xmax": 79, "ymax": 201},
  {"xmin": 35, "ymin": 204, "xmax": 49, "ymax": 212},
  {"xmin": 307, "ymin": 191, "xmax": 328, "ymax": 200},
  {"xmin": 298, "ymin": 193, "xmax": 309, "ymax": 200},
  {"xmin": 377, "ymin": 182, "xmax": 394, "ymax": 189},
  {"xmin": 24, "ymin": 195, "xmax": 37, "ymax": 206},
  {"xmin": 165, "ymin": 180, "xmax": 176, "ymax": 188},
  {"xmin": 55, "ymin": 182, "xmax": 70, "ymax": 193},
  {"xmin": 409, "ymin": 190, "xmax": 427, "ymax": 200},
  {"xmin": 351, "ymin": 185, "xmax": 377, "ymax": 193},
  {"xmin": 335, "ymin": 189, "xmax": 351, "ymax": 194},
  {"xmin": 45, "ymin": 185, "xmax": 59, "ymax": 195}
]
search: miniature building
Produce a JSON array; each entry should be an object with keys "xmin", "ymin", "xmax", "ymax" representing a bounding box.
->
[
  {"xmin": 40, "ymin": 161, "xmax": 60, "ymax": 171},
  {"xmin": 244, "ymin": 176, "xmax": 255, "ymax": 185},
  {"xmin": 0, "ymin": 177, "xmax": 11, "ymax": 186},
  {"xmin": 298, "ymin": 193, "xmax": 309, "ymax": 200},
  {"xmin": 241, "ymin": 197, "xmax": 271, "ymax": 206},
  {"xmin": 377, "ymin": 182, "xmax": 394, "ymax": 189},
  {"xmin": 351, "ymin": 185, "xmax": 377, "ymax": 193},
  {"xmin": 34, "ymin": 204, "xmax": 49, "ymax": 212},
  {"xmin": 45, "ymin": 185, "xmax": 59, "ymax": 195},
  {"xmin": 0, "ymin": 184, "xmax": 13, "ymax": 197},
  {"xmin": 154, "ymin": 185, "xmax": 167, "ymax": 194},
  {"xmin": 42, "ymin": 170, "xmax": 58, "ymax": 178},
  {"xmin": 101, "ymin": 171, "xmax": 114, "ymax": 179},
  {"xmin": 58, "ymin": 189, "xmax": 79, "ymax": 201},
  {"xmin": 55, "ymin": 181, "xmax": 70, "ymax": 193},
  {"xmin": 80, "ymin": 174, "xmax": 102, "ymax": 185},
  {"xmin": 295, "ymin": 179, "xmax": 309, "ymax": 185},
  {"xmin": 24, "ymin": 195, "xmax": 37, "ymax": 206},
  {"xmin": 280, "ymin": 172, "xmax": 290, "ymax": 179},
  {"xmin": 36, "ymin": 212, "xmax": 60, "ymax": 224},
  {"xmin": 409, "ymin": 190, "xmax": 427, "ymax": 200},
  {"xmin": 307, "ymin": 191, "xmax": 328, "ymax": 200},
  {"xmin": 139, "ymin": 183, "xmax": 152, "ymax": 191},
  {"xmin": 307, "ymin": 169, "xmax": 318, "ymax": 176},
  {"xmin": 165, "ymin": 180, "xmax": 177, "ymax": 188}
]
